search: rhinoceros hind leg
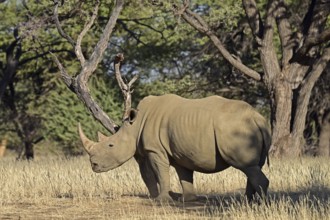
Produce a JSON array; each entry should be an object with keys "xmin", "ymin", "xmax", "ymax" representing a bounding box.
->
[
  {"xmin": 242, "ymin": 166, "xmax": 269, "ymax": 202},
  {"xmin": 174, "ymin": 165, "xmax": 197, "ymax": 202},
  {"xmin": 245, "ymin": 179, "xmax": 256, "ymax": 202}
]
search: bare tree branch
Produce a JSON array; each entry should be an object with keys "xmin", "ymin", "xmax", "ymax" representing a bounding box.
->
[
  {"xmin": 263, "ymin": 0, "xmax": 276, "ymax": 47},
  {"xmin": 114, "ymin": 54, "xmax": 127, "ymax": 92},
  {"xmin": 49, "ymin": 52, "xmax": 73, "ymax": 89},
  {"xmin": 19, "ymin": 49, "xmax": 74, "ymax": 66},
  {"xmin": 173, "ymin": 3, "xmax": 261, "ymax": 81},
  {"xmin": 242, "ymin": 0, "xmax": 264, "ymax": 44},
  {"xmin": 294, "ymin": 28, "xmax": 330, "ymax": 61},
  {"xmin": 128, "ymin": 74, "xmax": 139, "ymax": 88},
  {"xmin": 130, "ymin": 19, "xmax": 165, "ymax": 39},
  {"xmin": 293, "ymin": 47, "xmax": 330, "ymax": 135},
  {"xmin": 83, "ymin": 0, "xmax": 124, "ymax": 81},
  {"xmin": 303, "ymin": 47, "xmax": 330, "ymax": 91},
  {"xmin": 292, "ymin": 0, "xmax": 330, "ymax": 62},
  {"xmin": 114, "ymin": 53, "xmax": 138, "ymax": 121},
  {"xmin": 75, "ymin": 0, "xmax": 100, "ymax": 66},
  {"xmin": 53, "ymin": 0, "xmax": 75, "ymax": 47},
  {"xmin": 306, "ymin": 28, "xmax": 330, "ymax": 48},
  {"xmin": 117, "ymin": 19, "xmax": 147, "ymax": 45},
  {"xmin": 274, "ymin": 0, "xmax": 293, "ymax": 66},
  {"xmin": 256, "ymin": 0, "xmax": 281, "ymax": 84}
]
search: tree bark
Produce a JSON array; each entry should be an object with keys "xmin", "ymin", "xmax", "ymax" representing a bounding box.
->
[{"xmin": 269, "ymin": 79, "xmax": 294, "ymax": 156}]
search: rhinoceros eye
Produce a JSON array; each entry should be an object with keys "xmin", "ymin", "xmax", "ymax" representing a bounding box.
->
[{"xmin": 108, "ymin": 143, "xmax": 114, "ymax": 148}]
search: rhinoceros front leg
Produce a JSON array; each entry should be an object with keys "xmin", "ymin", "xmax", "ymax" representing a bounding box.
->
[
  {"xmin": 138, "ymin": 158, "xmax": 159, "ymax": 198},
  {"xmin": 148, "ymin": 152, "xmax": 172, "ymax": 202},
  {"xmin": 173, "ymin": 165, "xmax": 197, "ymax": 202}
]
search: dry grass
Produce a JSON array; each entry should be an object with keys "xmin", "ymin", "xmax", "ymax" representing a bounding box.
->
[{"xmin": 0, "ymin": 156, "xmax": 329, "ymax": 219}]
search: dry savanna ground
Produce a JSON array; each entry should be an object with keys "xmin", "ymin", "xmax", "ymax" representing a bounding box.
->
[{"xmin": 0, "ymin": 155, "xmax": 329, "ymax": 219}]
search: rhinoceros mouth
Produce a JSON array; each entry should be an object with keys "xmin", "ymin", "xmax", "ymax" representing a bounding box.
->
[
  {"xmin": 91, "ymin": 163, "xmax": 112, "ymax": 173},
  {"xmin": 91, "ymin": 163, "xmax": 103, "ymax": 173},
  {"xmin": 92, "ymin": 166, "xmax": 106, "ymax": 173},
  {"xmin": 92, "ymin": 168, "xmax": 103, "ymax": 173}
]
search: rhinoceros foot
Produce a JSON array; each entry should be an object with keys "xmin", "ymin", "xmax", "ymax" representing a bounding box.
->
[{"xmin": 154, "ymin": 193, "xmax": 173, "ymax": 203}]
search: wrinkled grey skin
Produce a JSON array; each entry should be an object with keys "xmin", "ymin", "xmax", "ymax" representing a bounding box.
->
[{"xmin": 79, "ymin": 94, "xmax": 271, "ymax": 202}]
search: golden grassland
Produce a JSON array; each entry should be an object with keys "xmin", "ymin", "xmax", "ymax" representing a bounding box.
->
[{"xmin": 0, "ymin": 155, "xmax": 329, "ymax": 219}]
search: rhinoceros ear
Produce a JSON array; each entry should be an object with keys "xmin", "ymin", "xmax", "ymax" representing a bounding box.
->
[
  {"xmin": 78, "ymin": 123, "xmax": 95, "ymax": 152},
  {"xmin": 128, "ymin": 108, "xmax": 138, "ymax": 124},
  {"xmin": 97, "ymin": 131, "xmax": 109, "ymax": 142}
]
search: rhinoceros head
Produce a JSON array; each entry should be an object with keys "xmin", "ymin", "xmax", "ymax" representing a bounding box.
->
[{"xmin": 78, "ymin": 110, "xmax": 138, "ymax": 173}]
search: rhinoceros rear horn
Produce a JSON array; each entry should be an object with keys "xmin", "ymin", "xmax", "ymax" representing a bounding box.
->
[
  {"xmin": 78, "ymin": 123, "xmax": 95, "ymax": 152},
  {"xmin": 97, "ymin": 131, "xmax": 109, "ymax": 142}
]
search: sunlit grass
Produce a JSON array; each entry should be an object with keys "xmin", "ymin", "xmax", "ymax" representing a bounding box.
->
[{"xmin": 0, "ymin": 156, "xmax": 329, "ymax": 219}]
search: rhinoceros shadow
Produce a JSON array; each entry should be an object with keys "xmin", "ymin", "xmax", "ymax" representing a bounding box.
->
[
  {"xmin": 122, "ymin": 185, "xmax": 330, "ymax": 213},
  {"xmin": 121, "ymin": 191, "xmax": 245, "ymax": 207}
]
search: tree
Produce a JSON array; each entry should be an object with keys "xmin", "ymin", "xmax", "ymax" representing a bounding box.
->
[
  {"xmin": 0, "ymin": 0, "xmax": 53, "ymax": 159},
  {"xmin": 168, "ymin": 0, "xmax": 330, "ymax": 157},
  {"xmin": 0, "ymin": 0, "xmax": 119, "ymax": 158}
]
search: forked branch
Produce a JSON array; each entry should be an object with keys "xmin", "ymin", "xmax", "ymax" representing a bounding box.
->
[
  {"xmin": 75, "ymin": 0, "xmax": 100, "ymax": 66},
  {"xmin": 114, "ymin": 53, "xmax": 139, "ymax": 121},
  {"xmin": 242, "ymin": 0, "xmax": 264, "ymax": 43},
  {"xmin": 51, "ymin": 0, "xmax": 126, "ymax": 134},
  {"xmin": 274, "ymin": 0, "xmax": 293, "ymax": 66},
  {"xmin": 292, "ymin": 0, "xmax": 330, "ymax": 62},
  {"xmin": 53, "ymin": 0, "xmax": 75, "ymax": 47}
]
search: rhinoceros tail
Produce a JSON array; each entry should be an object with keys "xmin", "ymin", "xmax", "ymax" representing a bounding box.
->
[{"xmin": 255, "ymin": 116, "xmax": 271, "ymax": 168}]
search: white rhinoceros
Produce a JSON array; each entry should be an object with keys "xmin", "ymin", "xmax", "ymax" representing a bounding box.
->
[{"xmin": 79, "ymin": 94, "xmax": 271, "ymax": 202}]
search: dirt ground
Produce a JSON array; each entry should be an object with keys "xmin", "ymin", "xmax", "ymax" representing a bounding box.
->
[
  {"xmin": 0, "ymin": 194, "xmax": 227, "ymax": 219},
  {"xmin": 1, "ymin": 157, "xmax": 329, "ymax": 219}
]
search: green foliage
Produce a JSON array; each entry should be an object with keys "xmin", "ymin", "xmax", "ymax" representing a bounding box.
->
[{"xmin": 136, "ymin": 75, "xmax": 198, "ymax": 98}]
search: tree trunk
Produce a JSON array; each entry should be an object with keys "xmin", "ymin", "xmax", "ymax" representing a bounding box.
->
[
  {"xmin": 24, "ymin": 141, "xmax": 34, "ymax": 160},
  {"xmin": 0, "ymin": 138, "xmax": 7, "ymax": 157},
  {"xmin": 269, "ymin": 77, "xmax": 301, "ymax": 156},
  {"xmin": 318, "ymin": 110, "xmax": 330, "ymax": 156}
]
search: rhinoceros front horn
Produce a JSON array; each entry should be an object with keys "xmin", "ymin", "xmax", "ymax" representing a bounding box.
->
[{"xmin": 78, "ymin": 123, "xmax": 95, "ymax": 152}]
